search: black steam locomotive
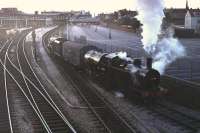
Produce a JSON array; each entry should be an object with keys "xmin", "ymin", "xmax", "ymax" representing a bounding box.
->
[{"xmin": 48, "ymin": 37, "xmax": 168, "ymax": 98}]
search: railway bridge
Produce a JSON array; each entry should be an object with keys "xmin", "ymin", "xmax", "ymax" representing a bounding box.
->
[{"xmin": 69, "ymin": 18, "xmax": 100, "ymax": 24}]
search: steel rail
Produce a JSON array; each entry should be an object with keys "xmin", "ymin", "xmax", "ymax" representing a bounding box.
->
[{"xmin": 6, "ymin": 30, "xmax": 77, "ymax": 133}]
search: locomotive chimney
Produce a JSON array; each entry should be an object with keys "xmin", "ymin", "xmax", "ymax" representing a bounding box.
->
[{"xmin": 147, "ymin": 58, "xmax": 153, "ymax": 70}]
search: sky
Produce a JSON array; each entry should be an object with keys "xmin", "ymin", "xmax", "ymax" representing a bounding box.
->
[{"xmin": 0, "ymin": 0, "xmax": 200, "ymax": 14}]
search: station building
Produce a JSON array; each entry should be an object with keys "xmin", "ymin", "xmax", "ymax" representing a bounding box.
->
[{"xmin": 0, "ymin": 8, "xmax": 69, "ymax": 27}]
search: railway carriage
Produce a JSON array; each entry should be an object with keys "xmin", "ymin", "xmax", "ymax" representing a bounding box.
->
[
  {"xmin": 62, "ymin": 41, "xmax": 101, "ymax": 67},
  {"xmin": 48, "ymin": 37, "xmax": 67, "ymax": 56}
]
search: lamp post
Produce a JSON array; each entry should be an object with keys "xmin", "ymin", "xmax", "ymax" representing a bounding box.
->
[
  {"xmin": 109, "ymin": 27, "xmax": 112, "ymax": 39},
  {"xmin": 66, "ymin": 17, "xmax": 70, "ymax": 41},
  {"xmin": 67, "ymin": 22, "xmax": 69, "ymax": 40},
  {"xmin": 107, "ymin": 16, "xmax": 112, "ymax": 39}
]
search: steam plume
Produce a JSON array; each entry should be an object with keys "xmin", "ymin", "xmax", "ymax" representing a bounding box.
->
[
  {"xmin": 136, "ymin": 0, "xmax": 165, "ymax": 53},
  {"xmin": 136, "ymin": 0, "xmax": 186, "ymax": 74},
  {"xmin": 152, "ymin": 37, "xmax": 185, "ymax": 74}
]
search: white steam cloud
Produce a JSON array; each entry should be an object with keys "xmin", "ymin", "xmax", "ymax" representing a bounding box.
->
[
  {"xmin": 152, "ymin": 37, "xmax": 185, "ymax": 74},
  {"xmin": 136, "ymin": 0, "xmax": 165, "ymax": 53},
  {"xmin": 136, "ymin": 0, "xmax": 186, "ymax": 74}
]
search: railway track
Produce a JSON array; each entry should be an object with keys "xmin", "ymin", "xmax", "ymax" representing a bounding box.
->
[
  {"xmin": 0, "ymin": 31, "xmax": 44, "ymax": 133},
  {"xmin": 2, "ymin": 26, "xmax": 200, "ymax": 133},
  {"xmin": 43, "ymin": 27, "xmax": 200, "ymax": 133},
  {"xmin": 0, "ymin": 29, "xmax": 77, "ymax": 133},
  {"xmin": 42, "ymin": 28, "xmax": 157, "ymax": 133},
  {"xmin": 148, "ymin": 101, "xmax": 200, "ymax": 133},
  {"xmin": 0, "ymin": 39, "xmax": 14, "ymax": 133}
]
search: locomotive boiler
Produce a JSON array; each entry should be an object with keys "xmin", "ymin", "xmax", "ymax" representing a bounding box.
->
[{"xmin": 84, "ymin": 50, "xmax": 167, "ymax": 97}]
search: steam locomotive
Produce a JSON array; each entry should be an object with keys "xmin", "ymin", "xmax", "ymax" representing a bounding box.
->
[{"xmin": 48, "ymin": 37, "xmax": 168, "ymax": 98}]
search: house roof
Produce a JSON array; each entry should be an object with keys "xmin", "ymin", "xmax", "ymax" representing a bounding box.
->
[{"xmin": 190, "ymin": 11, "xmax": 200, "ymax": 17}]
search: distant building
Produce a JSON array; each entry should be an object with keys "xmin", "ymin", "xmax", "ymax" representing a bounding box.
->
[
  {"xmin": 165, "ymin": 0, "xmax": 200, "ymax": 26},
  {"xmin": 46, "ymin": 18, "xmax": 53, "ymax": 26},
  {"xmin": 41, "ymin": 11, "xmax": 69, "ymax": 25},
  {"xmin": 165, "ymin": 8, "xmax": 187, "ymax": 25},
  {"xmin": 185, "ymin": 11, "xmax": 200, "ymax": 31},
  {"xmin": 117, "ymin": 9, "xmax": 137, "ymax": 20},
  {"xmin": 0, "ymin": 8, "xmax": 24, "ymax": 16},
  {"xmin": 71, "ymin": 11, "xmax": 92, "ymax": 19},
  {"xmin": 0, "ymin": 8, "xmax": 71, "ymax": 27},
  {"xmin": 98, "ymin": 9, "xmax": 137, "ymax": 21}
]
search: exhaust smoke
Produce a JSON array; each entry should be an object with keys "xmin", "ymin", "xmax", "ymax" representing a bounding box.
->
[
  {"xmin": 135, "ymin": 0, "xmax": 186, "ymax": 74},
  {"xmin": 152, "ymin": 37, "xmax": 185, "ymax": 74}
]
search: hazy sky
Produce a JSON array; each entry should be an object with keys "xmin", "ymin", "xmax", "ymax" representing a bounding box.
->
[{"xmin": 0, "ymin": 0, "xmax": 200, "ymax": 14}]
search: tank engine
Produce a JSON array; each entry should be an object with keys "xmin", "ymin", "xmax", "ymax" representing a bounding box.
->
[
  {"xmin": 48, "ymin": 37, "xmax": 167, "ymax": 98},
  {"xmin": 84, "ymin": 50, "xmax": 167, "ymax": 97}
]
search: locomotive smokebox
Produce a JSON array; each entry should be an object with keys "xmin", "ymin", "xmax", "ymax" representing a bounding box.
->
[{"xmin": 146, "ymin": 58, "xmax": 153, "ymax": 70}]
